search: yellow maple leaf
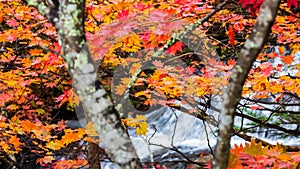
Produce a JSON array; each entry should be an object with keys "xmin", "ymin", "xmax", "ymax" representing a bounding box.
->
[
  {"xmin": 129, "ymin": 63, "xmax": 142, "ymax": 75},
  {"xmin": 136, "ymin": 122, "xmax": 148, "ymax": 136},
  {"xmin": 45, "ymin": 140, "xmax": 64, "ymax": 151},
  {"xmin": 121, "ymin": 78, "xmax": 132, "ymax": 86},
  {"xmin": 0, "ymin": 141, "xmax": 12, "ymax": 154},
  {"xmin": 244, "ymin": 138, "xmax": 268, "ymax": 156},
  {"xmin": 61, "ymin": 130, "xmax": 82, "ymax": 146},
  {"xmin": 84, "ymin": 122, "xmax": 99, "ymax": 137},
  {"xmin": 124, "ymin": 115, "xmax": 148, "ymax": 136},
  {"xmin": 121, "ymin": 33, "xmax": 142, "ymax": 53},
  {"xmin": 115, "ymin": 85, "xmax": 127, "ymax": 95}
]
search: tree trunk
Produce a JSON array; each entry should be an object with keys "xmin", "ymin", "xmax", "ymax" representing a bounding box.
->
[
  {"xmin": 25, "ymin": 0, "xmax": 143, "ymax": 168},
  {"xmin": 213, "ymin": 0, "xmax": 280, "ymax": 168}
]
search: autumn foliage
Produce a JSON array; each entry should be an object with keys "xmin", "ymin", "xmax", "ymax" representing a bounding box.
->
[{"xmin": 0, "ymin": 0, "xmax": 300, "ymax": 168}]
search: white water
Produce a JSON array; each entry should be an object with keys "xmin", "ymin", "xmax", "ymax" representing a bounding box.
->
[{"xmin": 101, "ymin": 95, "xmax": 300, "ymax": 168}]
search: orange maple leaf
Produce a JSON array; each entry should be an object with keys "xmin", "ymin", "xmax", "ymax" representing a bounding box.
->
[
  {"xmin": 21, "ymin": 120, "xmax": 39, "ymax": 133},
  {"xmin": 9, "ymin": 136, "xmax": 23, "ymax": 152},
  {"xmin": 115, "ymin": 85, "xmax": 127, "ymax": 95},
  {"xmin": 282, "ymin": 55, "xmax": 294, "ymax": 64}
]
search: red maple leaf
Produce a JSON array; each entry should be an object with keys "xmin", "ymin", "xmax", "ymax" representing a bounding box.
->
[
  {"xmin": 238, "ymin": 0, "xmax": 264, "ymax": 16},
  {"xmin": 186, "ymin": 66, "xmax": 195, "ymax": 75},
  {"xmin": 117, "ymin": 9, "xmax": 129, "ymax": 19},
  {"xmin": 55, "ymin": 90, "xmax": 71, "ymax": 107},
  {"xmin": 260, "ymin": 62, "xmax": 272, "ymax": 76},
  {"xmin": 228, "ymin": 25, "xmax": 235, "ymax": 47},
  {"xmin": 166, "ymin": 41, "xmax": 185, "ymax": 54},
  {"xmin": 287, "ymin": 0, "xmax": 300, "ymax": 8}
]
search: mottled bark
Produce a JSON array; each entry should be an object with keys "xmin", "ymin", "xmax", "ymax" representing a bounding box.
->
[
  {"xmin": 213, "ymin": 0, "xmax": 280, "ymax": 169},
  {"xmin": 26, "ymin": 0, "xmax": 143, "ymax": 168}
]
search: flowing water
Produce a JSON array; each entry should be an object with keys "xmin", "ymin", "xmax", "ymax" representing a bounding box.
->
[{"xmin": 100, "ymin": 96, "xmax": 300, "ymax": 168}]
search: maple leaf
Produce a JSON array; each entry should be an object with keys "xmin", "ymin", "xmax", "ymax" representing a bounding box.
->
[
  {"xmin": 120, "ymin": 78, "xmax": 132, "ymax": 86},
  {"xmin": 291, "ymin": 153, "xmax": 300, "ymax": 162},
  {"xmin": 227, "ymin": 58, "xmax": 236, "ymax": 66},
  {"xmin": 186, "ymin": 66, "xmax": 196, "ymax": 75},
  {"xmin": 122, "ymin": 33, "xmax": 142, "ymax": 52},
  {"xmin": 6, "ymin": 19, "xmax": 18, "ymax": 27},
  {"xmin": 133, "ymin": 3, "xmax": 152, "ymax": 11},
  {"xmin": 287, "ymin": 0, "xmax": 300, "ymax": 8},
  {"xmin": 45, "ymin": 140, "xmax": 64, "ymax": 151},
  {"xmin": 9, "ymin": 136, "xmax": 23, "ymax": 152},
  {"xmin": 136, "ymin": 123, "xmax": 148, "ymax": 136},
  {"xmin": 228, "ymin": 25, "xmax": 235, "ymax": 47},
  {"xmin": 21, "ymin": 120, "xmax": 39, "ymax": 133},
  {"xmin": 55, "ymin": 89, "xmax": 71, "ymax": 107},
  {"xmin": 29, "ymin": 49, "xmax": 43, "ymax": 56},
  {"xmin": 123, "ymin": 115, "xmax": 149, "ymax": 135},
  {"xmin": 0, "ymin": 121, "xmax": 7, "ymax": 128},
  {"xmin": 259, "ymin": 62, "xmax": 272, "ymax": 76},
  {"xmin": 6, "ymin": 104, "xmax": 18, "ymax": 111},
  {"xmin": 115, "ymin": 85, "xmax": 127, "ymax": 95},
  {"xmin": 0, "ymin": 141, "xmax": 12, "ymax": 154},
  {"xmin": 278, "ymin": 46, "xmax": 285, "ymax": 55},
  {"xmin": 282, "ymin": 55, "xmax": 294, "ymax": 64},
  {"xmin": 36, "ymin": 156, "xmax": 55, "ymax": 166},
  {"xmin": 227, "ymin": 153, "xmax": 241, "ymax": 169},
  {"xmin": 61, "ymin": 130, "xmax": 83, "ymax": 146},
  {"xmin": 84, "ymin": 122, "xmax": 99, "ymax": 137},
  {"xmin": 129, "ymin": 62, "xmax": 142, "ymax": 75},
  {"xmin": 7, "ymin": 35, "xmax": 16, "ymax": 42},
  {"xmin": 262, "ymin": 157, "xmax": 276, "ymax": 166},
  {"xmin": 238, "ymin": 0, "xmax": 263, "ymax": 16},
  {"xmin": 277, "ymin": 161, "xmax": 293, "ymax": 168},
  {"xmin": 152, "ymin": 60, "xmax": 164, "ymax": 68},
  {"xmin": 244, "ymin": 139, "xmax": 267, "ymax": 156},
  {"xmin": 36, "ymin": 108, "xmax": 45, "ymax": 115},
  {"xmin": 166, "ymin": 41, "xmax": 185, "ymax": 54},
  {"xmin": 118, "ymin": 9, "xmax": 129, "ymax": 19},
  {"xmin": 250, "ymin": 105, "xmax": 261, "ymax": 110},
  {"xmin": 44, "ymin": 53, "xmax": 58, "ymax": 66},
  {"xmin": 52, "ymin": 158, "xmax": 88, "ymax": 169},
  {"xmin": 57, "ymin": 120, "xmax": 66, "ymax": 131}
]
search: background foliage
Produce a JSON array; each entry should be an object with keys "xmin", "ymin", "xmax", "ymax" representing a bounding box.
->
[{"xmin": 0, "ymin": 0, "xmax": 299, "ymax": 168}]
